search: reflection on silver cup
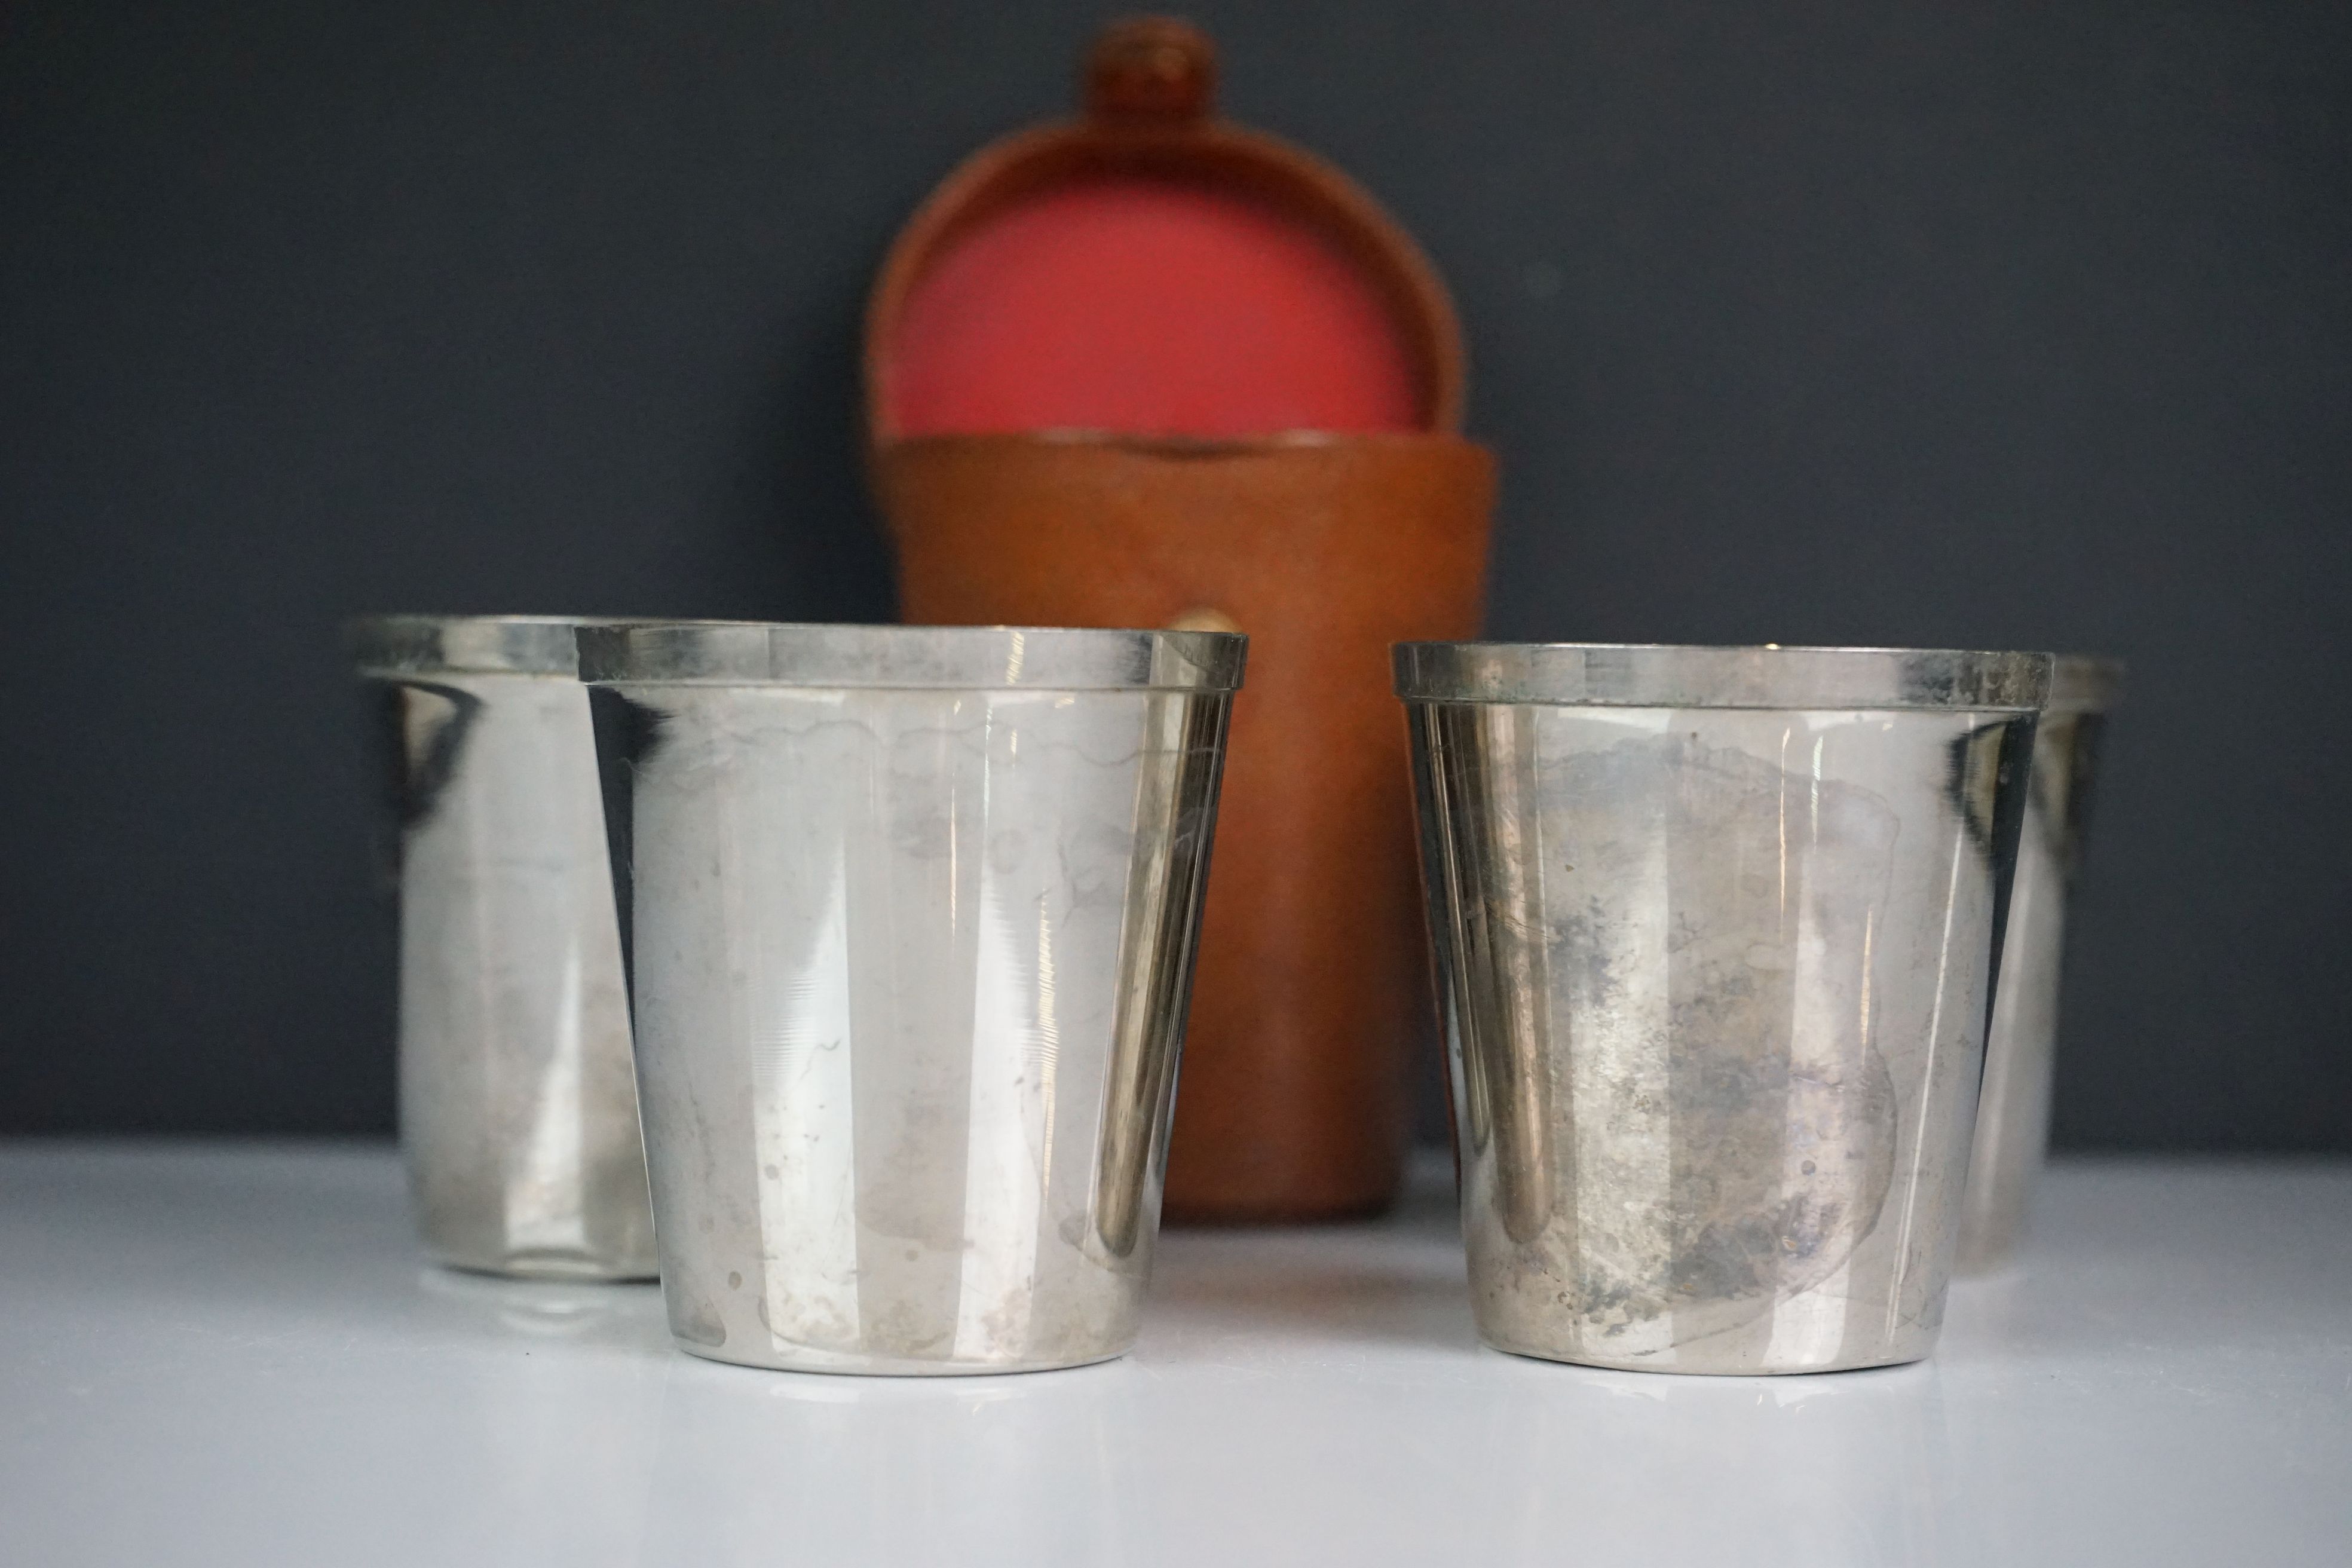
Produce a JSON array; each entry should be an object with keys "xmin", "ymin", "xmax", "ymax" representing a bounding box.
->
[
  {"xmin": 351, "ymin": 615, "xmax": 656, "ymax": 1281},
  {"xmin": 1398, "ymin": 643, "xmax": 2049, "ymax": 1373},
  {"xmin": 1955, "ymin": 656, "xmax": 2122, "ymax": 1273},
  {"xmin": 583, "ymin": 622, "xmax": 1242, "ymax": 1374}
]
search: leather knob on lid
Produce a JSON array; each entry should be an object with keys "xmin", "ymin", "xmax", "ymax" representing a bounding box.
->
[{"xmin": 1085, "ymin": 17, "xmax": 1216, "ymax": 125}]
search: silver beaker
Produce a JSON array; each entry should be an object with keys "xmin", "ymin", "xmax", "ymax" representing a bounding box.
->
[
  {"xmin": 1398, "ymin": 643, "xmax": 2050, "ymax": 1373},
  {"xmin": 1955, "ymin": 656, "xmax": 2123, "ymax": 1273},
  {"xmin": 351, "ymin": 614, "xmax": 656, "ymax": 1280},
  {"xmin": 580, "ymin": 621, "xmax": 1244, "ymax": 1373}
]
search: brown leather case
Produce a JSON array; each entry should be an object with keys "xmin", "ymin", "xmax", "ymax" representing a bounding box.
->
[{"xmin": 866, "ymin": 20, "xmax": 1494, "ymax": 1221}]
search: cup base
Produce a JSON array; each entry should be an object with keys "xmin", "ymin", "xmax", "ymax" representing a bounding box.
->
[
  {"xmin": 670, "ymin": 1339, "xmax": 1134, "ymax": 1377},
  {"xmin": 431, "ymin": 1252, "xmax": 659, "ymax": 1285},
  {"xmin": 1478, "ymin": 1333, "xmax": 1933, "ymax": 1377}
]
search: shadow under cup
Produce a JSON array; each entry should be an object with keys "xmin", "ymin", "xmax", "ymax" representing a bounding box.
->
[
  {"xmin": 1398, "ymin": 643, "xmax": 2050, "ymax": 1374},
  {"xmin": 582, "ymin": 622, "xmax": 1243, "ymax": 1374}
]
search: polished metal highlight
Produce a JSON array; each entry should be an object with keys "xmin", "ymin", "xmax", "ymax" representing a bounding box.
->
[
  {"xmin": 351, "ymin": 614, "xmax": 656, "ymax": 1281},
  {"xmin": 584, "ymin": 622, "xmax": 1243, "ymax": 1374},
  {"xmin": 1400, "ymin": 642, "xmax": 2051, "ymax": 1374},
  {"xmin": 1955, "ymin": 656, "xmax": 2123, "ymax": 1273}
]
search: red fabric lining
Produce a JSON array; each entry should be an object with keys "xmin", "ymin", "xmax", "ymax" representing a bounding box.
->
[{"xmin": 888, "ymin": 176, "xmax": 1419, "ymax": 437}]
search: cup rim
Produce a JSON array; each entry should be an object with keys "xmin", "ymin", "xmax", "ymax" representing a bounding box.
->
[
  {"xmin": 576, "ymin": 621, "xmax": 1248, "ymax": 693},
  {"xmin": 347, "ymin": 614, "xmax": 637, "ymax": 677},
  {"xmin": 1393, "ymin": 642, "xmax": 2052, "ymax": 711}
]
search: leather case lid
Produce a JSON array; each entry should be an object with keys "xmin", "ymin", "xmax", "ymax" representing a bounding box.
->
[
  {"xmin": 891, "ymin": 175, "xmax": 1420, "ymax": 437},
  {"xmin": 868, "ymin": 19, "xmax": 1467, "ymax": 443}
]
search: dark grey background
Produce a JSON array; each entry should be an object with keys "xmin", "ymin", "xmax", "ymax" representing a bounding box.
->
[{"xmin": 4, "ymin": 1, "xmax": 2347, "ymax": 1146}]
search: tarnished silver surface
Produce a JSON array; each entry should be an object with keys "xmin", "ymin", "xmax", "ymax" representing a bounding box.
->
[
  {"xmin": 585, "ymin": 623, "xmax": 1242, "ymax": 1374},
  {"xmin": 1401, "ymin": 642, "xmax": 2048, "ymax": 1374},
  {"xmin": 577, "ymin": 619, "xmax": 1244, "ymax": 693},
  {"xmin": 1955, "ymin": 656, "xmax": 2123, "ymax": 1274},
  {"xmin": 351, "ymin": 614, "xmax": 656, "ymax": 1281}
]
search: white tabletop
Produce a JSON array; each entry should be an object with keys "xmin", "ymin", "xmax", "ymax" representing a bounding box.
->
[{"xmin": 2, "ymin": 1145, "xmax": 2346, "ymax": 1567}]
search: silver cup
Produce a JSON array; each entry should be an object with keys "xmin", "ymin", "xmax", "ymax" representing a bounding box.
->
[
  {"xmin": 351, "ymin": 615, "xmax": 656, "ymax": 1281},
  {"xmin": 1398, "ymin": 643, "xmax": 2050, "ymax": 1374},
  {"xmin": 580, "ymin": 621, "xmax": 1244, "ymax": 1374},
  {"xmin": 1955, "ymin": 656, "xmax": 2123, "ymax": 1273}
]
